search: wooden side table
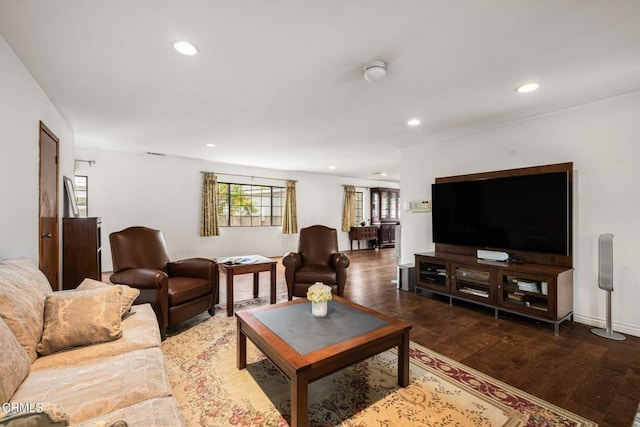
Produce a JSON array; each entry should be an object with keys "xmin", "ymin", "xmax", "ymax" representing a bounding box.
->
[
  {"xmin": 217, "ymin": 255, "xmax": 277, "ymax": 316},
  {"xmin": 348, "ymin": 226, "xmax": 378, "ymax": 250}
]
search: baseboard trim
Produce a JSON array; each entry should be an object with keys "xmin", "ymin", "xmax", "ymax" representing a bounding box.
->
[{"xmin": 573, "ymin": 313, "xmax": 640, "ymax": 338}]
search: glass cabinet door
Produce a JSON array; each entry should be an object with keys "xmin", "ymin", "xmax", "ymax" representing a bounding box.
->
[
  {"xmin": 381, "ymin": 191, "xmax": 389, "ymax": 220},
  {"xmin": 371, "ymin": 191, "xmax": 380, "ymax": 222},
  {"xmin": 451, "ymin": 264, "xmax": 495, "ymax": 303},
  {"xmin": 389, "ymin": 192, "xmax": 397, "ymax": 220},
  {"xmin": 498, "ymin": 272, "xmax": 554, "ymax": 319},
  {"xmin": 415, "ymin": 259, "xmax": 449, "ymax": 293}
]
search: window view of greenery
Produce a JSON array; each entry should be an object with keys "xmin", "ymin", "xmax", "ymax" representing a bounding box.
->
[
  {"xmin": 354, "ymin": 191, "xmax": 364, "ymax": 225},
  {"xmin": 74, "ymin": 175, "xmax": 88, "ymax": 217},
  {"xmin": 217, "ymin": 183, "xmax": 284, "ymax": 227}
]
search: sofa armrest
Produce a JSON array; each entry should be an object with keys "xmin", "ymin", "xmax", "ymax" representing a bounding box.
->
[
  {"xmin": 110, "ymin": 268, "xmax": 167, "ymax": 289},
  {"xmin": 167, "ymin": 258, "xmax": 216, "ymax": 281}
]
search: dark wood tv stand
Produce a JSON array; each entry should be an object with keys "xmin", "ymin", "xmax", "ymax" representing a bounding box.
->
[{"xmin": 415, "ymin": 251, "xmax": 573, "ymax": 334}]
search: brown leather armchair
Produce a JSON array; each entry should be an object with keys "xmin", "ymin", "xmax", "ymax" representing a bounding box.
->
[
  {"xmin": 109, "ymin": 226, "xmax": 217, "ymax": 339},
  {"xmin": 282, "ymin": 225, "xmax": 350, "ymax": 300}
]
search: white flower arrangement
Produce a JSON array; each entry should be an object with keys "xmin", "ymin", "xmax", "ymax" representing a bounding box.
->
[{"xmin": 306, "ymin": 282, "xmax": 332, "ymax": 303}]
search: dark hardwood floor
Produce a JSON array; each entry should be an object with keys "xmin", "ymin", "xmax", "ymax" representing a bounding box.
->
[{"xmin": 217, "ymin": 248, "xmax": 639, "ymax": 427}]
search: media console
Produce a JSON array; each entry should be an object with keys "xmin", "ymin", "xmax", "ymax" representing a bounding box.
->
[{"xmin": 415, "ymin": 251, "xmax": 573, "ymax": 334}]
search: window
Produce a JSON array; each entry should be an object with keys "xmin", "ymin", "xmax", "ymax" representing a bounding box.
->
[
  {"xmin": 217, "ymin": 183, "xmax": 284, "ymax": 227},
  {"xmin": 354, "ymin": 191, "xmax": 363, "ymax": 225},
  {"xmin": 74, "ymin": 175, "xmax": 88, "ymax": 217}
]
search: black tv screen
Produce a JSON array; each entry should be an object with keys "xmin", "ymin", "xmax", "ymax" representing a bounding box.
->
[{"xmin": 432, "ymin": 172, "xmax": 570, "ymax": 255}]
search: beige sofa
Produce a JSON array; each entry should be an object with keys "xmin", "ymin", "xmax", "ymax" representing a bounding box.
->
[{"xmin": 0, "ymin": 257, "xmax": 185, "ymax": 426}]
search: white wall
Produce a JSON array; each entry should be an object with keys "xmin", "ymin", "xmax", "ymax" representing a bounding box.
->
[
  {"xmin": 400, "ymin": 91, "xmax": 640, "ymax": 337},
  {"xmin": 0, "ymin": 35, "xmax": 74, "ymax": 263},
  {"xmin": 74, "ymin": 147, "xmax": 398, "ymax": 271}
]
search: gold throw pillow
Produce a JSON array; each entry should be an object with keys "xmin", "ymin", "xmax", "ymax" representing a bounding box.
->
[
  {"xmin": 77, "ymin": 278, "xmax": 140, "ymax": 318},
  {"xmin": 37, "ymin": 287, "xmax": 122, "ymax": 356}
]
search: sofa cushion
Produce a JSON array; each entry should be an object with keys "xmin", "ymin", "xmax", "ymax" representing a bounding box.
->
[
  {"xmin": 0, "ymin": 258, "xmax": 48, "ymax": 362},
  {"xmin": 12, "ymin": 348, "xmax": 173, "ymax": 424},
  {"xmin": 295, "ymin": 264, "xmax": 337, "ymax": 284},
  {"xmin": 37, "ymin": 287, "xmax": 123, "ymax": 356},
  {"xmin": 0, "ymin": 317, "xmax": 31, "ymax": 404},
  {"xmin": 0, "ymin": 402, "xmax": 69, "ymax": 426},
  {"xmin": 77, "ymin": 278, "xmax": 140, "ymax": 318},
  {"xmin": 167, "ymin": 277, "xmax": 211, "ymax": 306},
  {"xmin": 32, "ymin": 304, "xmax": 161, "ymax": 371}
]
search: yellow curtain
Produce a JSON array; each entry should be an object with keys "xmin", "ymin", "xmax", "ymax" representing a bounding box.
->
[
  {"xmin": 200, "ymin": 172, "xmax": 220, "ymax": 236},
  {"xmin": 341, "ymin": 185, "xmax": 356, "ymax": 232},
  {"xmin": 282, "ymin": 180, "xmax": 298, "ymax": 234}
]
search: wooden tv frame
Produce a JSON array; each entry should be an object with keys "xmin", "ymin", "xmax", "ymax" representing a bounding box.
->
[{"xmin": 434, "ymin": 162, "xmax": 573, "ymax": 268}]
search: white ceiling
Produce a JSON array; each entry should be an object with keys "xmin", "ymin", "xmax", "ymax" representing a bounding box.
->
[{"xmin": 2, "ymin": 1, "xmax": 640, "ymax": 182}]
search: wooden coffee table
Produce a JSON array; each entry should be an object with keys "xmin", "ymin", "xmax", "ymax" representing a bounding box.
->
[
  {"xmin": 217, "ymin": 255, "xmax": 277, "ymax": 316},
  {"xmin": 235, "ymin": 295, "xmax": 411, "ymax": 427}
]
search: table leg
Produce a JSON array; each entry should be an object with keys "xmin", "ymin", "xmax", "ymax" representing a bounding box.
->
[
  {"xmin": 270, "ymin": 264, "xmax": 276, "ymax": 305},
  {"xmin": 237, "ymin": 320, "xmax": 247, "ymax": 370},
  {"xmin": 398, "ymin": 330, "xmax": 410, "ymax": 387},
  {"xmin": 290, "ymin": 372, "xmax": 308, "ymax": 427},
  {"xmin": 226, "ymin": 271, "xmax": 234, "ymax": 317},
  {"xmin": 253, "ymin": 272, "xmax": 259, "ymax": 298}
]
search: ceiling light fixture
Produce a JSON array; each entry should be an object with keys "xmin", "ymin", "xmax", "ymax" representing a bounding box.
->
[
  {"xmin": 206, "ymin": 143, "xmax": 216, "ymax": 147},
  {"xmin": 407, "ymin": 119, "xmax": 421, "ymax": 126},
  {"xmin": 363, "ymin": 60, "xmax": 387, "ymax": 83},
  {"xmin": 174, "ymin": 41, "xmax": 198, "ymax": 56},
  {"xmin": 516, "ymin": 82, "xmax": 539, "ymax": 93},
  {"xmin": 329, "ymin": 165, "xmax": 336, "ymax": 169}
]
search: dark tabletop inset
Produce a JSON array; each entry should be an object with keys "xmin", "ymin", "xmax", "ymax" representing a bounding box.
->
[{"xmin": 253, "ymin": 299, "xmax": 389, "ymax": 355}]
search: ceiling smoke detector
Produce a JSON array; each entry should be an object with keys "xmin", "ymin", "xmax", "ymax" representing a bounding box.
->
[{"xmin": 363, "ymin": 60, "xmax": 386, "ymax": 83}]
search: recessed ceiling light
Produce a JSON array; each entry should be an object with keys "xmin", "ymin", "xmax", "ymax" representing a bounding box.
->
[
  {"xmin": 516, "ymin": 82, "xmax": 539, "ymax": 93},
  {"xmin": 329, "ymin": 165, "xmax": 336, "ymax": 169},
  {"xmin": 174, "ymin": 41, "xmax": 198, "ymax": 56},
  {"xmin": 206, "ymin": 143, "xmax": 216, "ymax": 148},
  {"xmin": 407, "ymin": 119, "xmax": 421, "ymax": 126}
]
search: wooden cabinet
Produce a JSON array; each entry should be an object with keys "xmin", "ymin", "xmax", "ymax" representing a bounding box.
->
[
  {"xmin": 63, "ymin": 217, "xmax": 102, "ymax": 289},
  {"xmin": 349, "ymin": 226, "xmax": 378, "ymax": 250},
  {"xmin": 378, "ymin": 223, "xmax": 397, "ymax": 247},
  {"xmin": 370, "ymin": 187, "xmax": 400, "ymax": 248},
  {"xmin": 415, "ymin": 252, "xmax": 573, "ymax": 334}
]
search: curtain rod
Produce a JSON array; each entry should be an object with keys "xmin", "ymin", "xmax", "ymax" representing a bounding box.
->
[{"xmin": 200, "ymin": 171, "xmax": 297, "ymax": 183}]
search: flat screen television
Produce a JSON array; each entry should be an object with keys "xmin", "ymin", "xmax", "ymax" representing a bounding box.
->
[{"xmin": 432, "ymin": 171, "xmax": 571, "ymax": 255}]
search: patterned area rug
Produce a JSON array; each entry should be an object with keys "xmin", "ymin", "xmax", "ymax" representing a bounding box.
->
[{"xmin": 162, "ymin": 298, "xmax": 597, "ymax": 426}]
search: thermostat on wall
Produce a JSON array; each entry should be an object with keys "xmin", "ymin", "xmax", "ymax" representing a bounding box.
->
[{"xmin": 410, "ymin": 200, "xmax": 431, "ymax": 212}]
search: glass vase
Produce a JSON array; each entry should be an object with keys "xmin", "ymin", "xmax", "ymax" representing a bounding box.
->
[{"xmin": 311, "ymin": 300, "xmax": 328, "ymax": 317}]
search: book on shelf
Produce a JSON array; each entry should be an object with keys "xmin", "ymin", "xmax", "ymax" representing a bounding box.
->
[{"xmin": 506, "ymin": 292, "xmax": 524, "ymax": 301}]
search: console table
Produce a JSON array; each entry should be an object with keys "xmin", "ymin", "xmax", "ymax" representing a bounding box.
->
[
  {"xmin": 415, "ymin": 251, "xmax": 573, "ymax": 334},
  {"xmin": 349, "ymin": 226, "xmax": 378, "ymax": 250}
]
